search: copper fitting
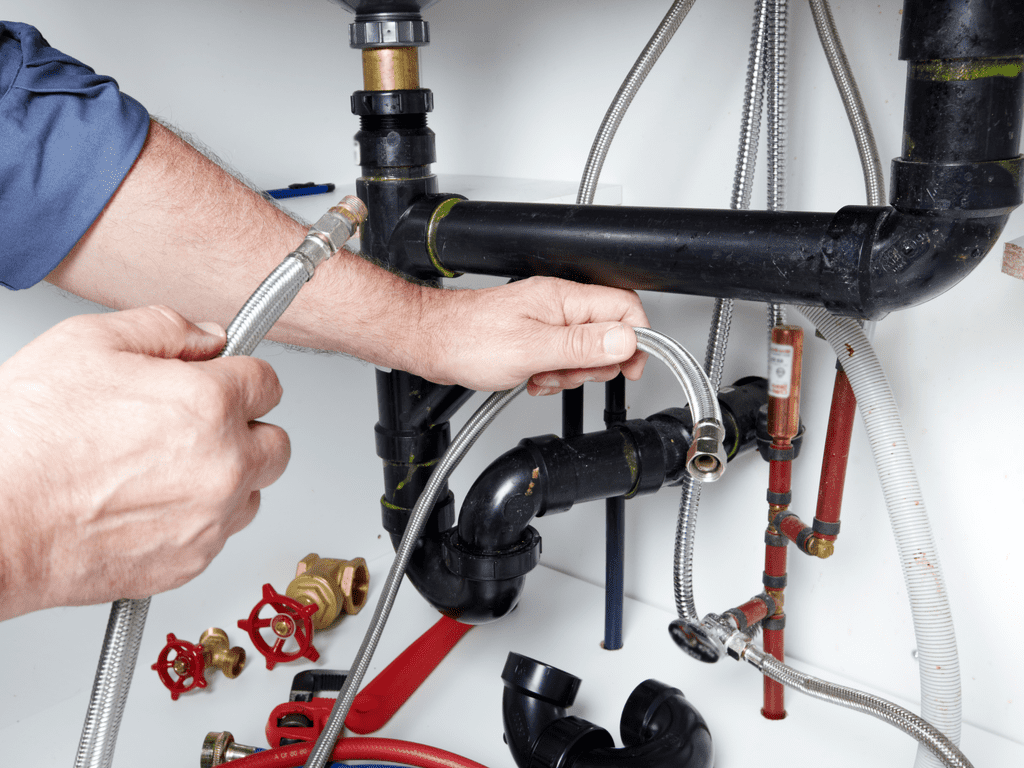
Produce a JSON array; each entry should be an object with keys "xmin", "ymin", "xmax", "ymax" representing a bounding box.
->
[
  {"xmin": 286, "ymin": 554, "xmax": 370, "ymax": 631},
  {"xmin": 767, "ymin": 325, "xmax": 804, "ymax": 443},
  {"xmin": 362, "ymin": 47, "xmax": 420, "ymax": 91},
  {"xmin": 765, "ymin": 588, "xmax": 785, "ymax": 615}
]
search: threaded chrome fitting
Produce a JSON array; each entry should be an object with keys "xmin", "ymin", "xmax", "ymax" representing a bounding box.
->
[{"xmin": 685, "ymin": 419, "xmax": 728, "ymax": 482}]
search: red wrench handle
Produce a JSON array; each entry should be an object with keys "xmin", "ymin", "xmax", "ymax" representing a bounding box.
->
[{"xmin": 346, "ymin": 615, "xmax": 473, "ymax": 734}]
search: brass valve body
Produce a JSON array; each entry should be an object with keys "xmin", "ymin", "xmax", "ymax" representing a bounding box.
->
[
  {"xmin": 199, "ymin": 628, "xmax": 246, "ymax": 679},
  {"xmin": 286, "ymin": 554, "xmax": 370, "ymax": 631}
]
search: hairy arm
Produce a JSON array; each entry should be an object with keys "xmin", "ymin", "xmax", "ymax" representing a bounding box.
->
[{"xmin": 49, "ymin": 120, "xmax": 647, "ymax": 392}]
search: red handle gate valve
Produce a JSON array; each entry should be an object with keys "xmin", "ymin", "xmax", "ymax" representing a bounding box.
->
[
  {"xmin": 238, "ymin": 583, "xmax": 320, "ymax": 670},
  {"xmin": 151, "ymin": 633, "xmax": 208, "ymax": 700},
  {"xmin": 151, "ymin": 628, "xmax": 246, "ymax": 700}
]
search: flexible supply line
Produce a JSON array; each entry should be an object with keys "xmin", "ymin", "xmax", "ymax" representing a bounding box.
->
[
  {"xmin": 753, "ymin": 652, "xmax": 971, "ymax": 768},
  {"xmin": 798, "ymin": 307, "xmax": 961, "ymax": 768},
  {"xmin": 304, "ymin": 384, "xmax": 527, "ymax": 768},
  {"xmin": 305, "ymin": 328, "xmax": 724, "ymax": 768},
  {"xmin": 806, "ymin": 0, "xmax": 885, "ymax": 552},
  {"xmin": 684, "ymin": 615, "xmax": 971, "ymax": 768},
  {"xmin": 574, "ymin": 0, "xmax": 698, "ymax": 649},
  {"xmin": 73, "ymin": 197, "xmax": 366, "ymax": 768},
  {"xmin": 675, "ymin": 0, "xmax": 769, "ymax": 623},
  {"xmin": 73, "ymin": 597, "xmax": 150, "ymax": 768},
  {"xmin": 809, "ymin": 0, "xmax": 885, "ymax": 207},
  {"xmin": 576, "ymin": 0, "xmax": 697, "ymax": 207},
  {"xmin": 765, "ymin": 0, "xmax": 789, "ymax": 330}
]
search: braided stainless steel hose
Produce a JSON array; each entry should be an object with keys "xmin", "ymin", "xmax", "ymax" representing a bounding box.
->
[
  {"xmin": 766, "ymin": 0, "xmax": 789, "ymax": 330},
  {"xmin": 303, "ymin": 384, "xmax": 527, "ymax": 768},
  {"xmin": 576, "ymin": 0, "xmax": 697, "ymax": 206},
  {"xmin": 679, "ymin": 613, "xmax": 971, "ymax": 767},
  {"xmin": 74, "ymin": 196, "xmax": 366, "ymax": 768},
  {"xmin": 634, "ymin": 327, "xmax": 725, "ymax": 481},
  {"xmin": 223, "ymin": 197, "xmax": 367, "ymax": 356},
  {"xmin": 766, "ymin": 0, "xmax": 788, "ymax": 213},
  {"xmin": 73, "ymin": 598, "xmax": 150, "ymax": 768},
  {"xmin": 758, "ymin": 654, "xmax": 971, "ymax": 768},
  {"xmin": 730, "ymin": 0, "xmax": 770, "ymax": 212},
  {"xmin": 675, "ymin": 0, "xmax": 769, "ymax": 623},
  {"xmin": 305, "ymin": 328, "xmax": 724, "ymax": 768},
  {"xmin": 809, "ymin": 0, "xmax": 885, "ymax": 207},
  {"xmin": 749, "ymin": 646, "xmax": 972, "ymax": 768}
]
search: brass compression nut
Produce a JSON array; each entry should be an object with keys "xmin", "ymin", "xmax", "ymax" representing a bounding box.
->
[
  {"xmin": 286, "ymin": 554, "xmax": 370, "ymax": 631},
  {"xmin": 199, "ymin": 628, "xmax": 246, "ymax": 679}
]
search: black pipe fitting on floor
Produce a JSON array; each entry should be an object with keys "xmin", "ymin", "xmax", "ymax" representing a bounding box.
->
[
  {"xmin": 397, "ymin": 379, "xmax": 766, "ymax": 624},
  {"xmin": 501, "ymin": 652, "xmax": 714, "ymax": 768}
]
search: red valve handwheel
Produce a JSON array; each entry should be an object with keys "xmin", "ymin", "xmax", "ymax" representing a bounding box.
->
[
  {"xmin": 151, "ymin": 632, "xmax": 208, "ymax": 700},
  {"xmin": 238, "ymin": 583, "xmax": 320, "ymax": 670}
]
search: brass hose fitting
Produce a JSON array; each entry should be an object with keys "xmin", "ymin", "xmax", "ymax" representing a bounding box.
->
[
  {"xmin": 200, "ymin": 732, "xmax": 259, "ymax": 768},
  {"xmin": 286, "ymin": 554, "xmax": 370, "ymax": 631}
]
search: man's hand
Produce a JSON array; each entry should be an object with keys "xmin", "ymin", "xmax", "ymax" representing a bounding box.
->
[
  {"xmin": 49, "ymin": 120, "xmax": 650, "ymax": 395},
  {"xmin": 410, "ymin": 276, "xmax": 649, "ymax": 394},
  {"xmin": 0, "ymin": 306, "xmax": 290, "ymax": 620}
]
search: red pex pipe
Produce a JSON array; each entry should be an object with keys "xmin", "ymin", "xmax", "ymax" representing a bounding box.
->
[
  {"xmin": 814, "ymin": 369, "xmax": 857, "ymax": 538},
  {"xmin": 228, "ymin": 737, "xmax": 489, "ymax": 768}
]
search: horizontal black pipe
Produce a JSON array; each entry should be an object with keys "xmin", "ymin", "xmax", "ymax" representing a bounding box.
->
[
  {"xmin": 390, "ymin": 196, "xmax": 1019, "ymax": 320},
  {"xmin": 391, "ymin": 200, "xmax": 839, "ymax": 304},
  {"xmin": 501, "ymin": 653, "xmax": 713, "ymax": 768},
  {"xmin": 388, "ymin": 5, "xmax": 1024, "ymax": 321}
]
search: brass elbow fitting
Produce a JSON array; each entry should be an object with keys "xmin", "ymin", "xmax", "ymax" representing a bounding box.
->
[
  {"xmin": 806, "ymin": 535, "xmax": 835, "ymax": 559},
  {"xmin": 286, "ymin": 554, "xmax": 370, "ymax": 631},
  {"xmin": 199, "ymin": 628, "xmax": 246, "ymax": 679}
]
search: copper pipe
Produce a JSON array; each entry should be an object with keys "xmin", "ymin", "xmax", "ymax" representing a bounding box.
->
[
  {"xmin": 362, "ymin": 48, "xmax": 420, "ymax": 91},
  {"xmin": 760, "ymin": 325, "xmax": 803, "ymax": 720}
]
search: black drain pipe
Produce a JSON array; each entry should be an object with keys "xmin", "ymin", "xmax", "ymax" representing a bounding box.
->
[
  {"xmin": 501, "ymin": 653, "xmax": 714, "ymax": 768},
  {"xmin": 402, "ymin": 379, "xmax": 768, "ymax": 623},
  {"xmin": 388, "ymin": 2, "xmax": 1023, "ymax": 320}
]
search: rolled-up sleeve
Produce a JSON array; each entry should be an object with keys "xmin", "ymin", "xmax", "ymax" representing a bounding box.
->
[{"xmin": 0, "ymin": 21, "xmax": 149, "ymax": 289}]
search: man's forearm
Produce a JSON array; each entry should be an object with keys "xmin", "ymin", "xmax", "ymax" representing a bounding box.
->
[
  {"xmin": 51, "ymin": 118, "xmax": 648, "ymax": 392},
  {"xmin": 49, "ymin": 119, "xmax": 425, "ymax": 370}
]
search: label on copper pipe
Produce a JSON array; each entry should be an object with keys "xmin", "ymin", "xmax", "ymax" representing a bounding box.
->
[{"xmin": 768, "ymin": 343, "xmax": 795, "ymax": 398}]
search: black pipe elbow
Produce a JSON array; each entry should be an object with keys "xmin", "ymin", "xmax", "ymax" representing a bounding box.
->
[
  {"xmin": 819, "ymin": 204, "xmax": 1014, "ymax": 319},
  {"xmin": 397, "ymin": 378, "xmax": 768, "ymax": 624},
  {"xmin": 389, "ymin": 526, "xmax": 535, "ymax": 624},
  {"xmin": 501, "ymin": 652, "xmax": 714, "ymax": 768}
]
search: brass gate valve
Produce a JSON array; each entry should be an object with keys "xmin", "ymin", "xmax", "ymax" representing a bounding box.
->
[
  {"xmin": 152, "ymin": 628, "xmax": 246, "ymax": 700},
  {"xmin": 287, "ymin": 554, "xmax": 370, "ymax": 631},
  {"xmin": 238, "ymin": 554, "xmax": 370, "ymax": 670}
]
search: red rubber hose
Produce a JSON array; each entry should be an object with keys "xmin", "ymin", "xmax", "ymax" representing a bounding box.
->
[{"xmin": 228, "ymin": 737, "xmax": 489, "ymax": 768}]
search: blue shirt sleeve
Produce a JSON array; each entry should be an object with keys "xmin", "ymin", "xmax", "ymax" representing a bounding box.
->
[{"xmin": 0, "ymin": 21, "xmax": 150, "ymax": 290}]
